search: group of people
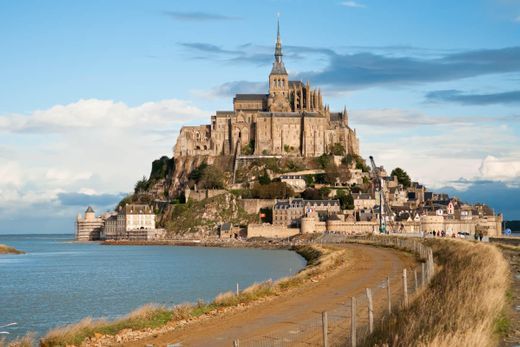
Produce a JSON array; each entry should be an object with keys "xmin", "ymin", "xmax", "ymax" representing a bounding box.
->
[{"xmin": 430, "ymin": 230, "xmax": 451, "ymax": 237}]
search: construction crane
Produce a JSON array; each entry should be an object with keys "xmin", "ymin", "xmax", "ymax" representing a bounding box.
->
[{"xmin": 369, "ymin": 156, "xmax": 394, "ymax": 234}]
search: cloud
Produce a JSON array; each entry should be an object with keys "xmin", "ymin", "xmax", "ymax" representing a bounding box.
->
[
  {"xmin": 0, "ymin": 98, "xmax": 205, "ymax": 133},
  {"xmin": 179, "ymin": 41, "xmax": 520, "ymax": 90},
  {"xmin": 0, "ymin": 98, "xmax": 207, "ymax": 232},
  {"xmin": 350, "ymin": 108, "xmax": 520, "ymax": 128},
  {"xmin": 193, "ymin": 81, "xmax": 267, "ymax": 99},
  {"xmin": 340, "ymin": 1, "xmax": 366, "ymax": 8},
  {"xmin": 296, "ymin": 47, "xmax": 520, "ymax": 89},
  {"xmin": 479, "ymin": 155, "xmax": 520, "ymax": 182},
  {"xmin": 164, "ymin": 11, "xmax": 241, "ymax": 22},
  {"xmin": 57, "ymin": 192, "xmax": 126, "ymax": 207},
  {"xmin": 515, "ymin": 15, "xmax": 520, "ymax": 22},
  {"xmin": 425, "ymin": 89, "xmax": 520, "ymax": 105}
]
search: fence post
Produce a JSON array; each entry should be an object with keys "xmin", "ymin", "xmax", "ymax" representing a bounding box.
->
[
  {"xmin": 366, "ymin": 288, "xmax": 374, "ymax": 334},
  {"xmin": 233, "ymin": 339, "xmax": 239, "ymax": 347},
  {"xmin": 414, "ymin": 269, "xmax": 418, "ymax": 292},
  {"xmin": 421, "ymin": 262, "xmax": 426, "ymax": 286},
  {"xmin": 351, "ymin": 296, "xmax": 357, "ymax": 347},
  {"xmin": 403, "ymin": 268, "xmax": 408, "ymax": 307},
  {"xmin": 322, "ymin": 311, "xmax": 328, "ymax": 347},
  {"xmin": 236, "ymin": 283, "xmax": 240, "ymax": 296},
  {"xmin": 387, "ymin": 276, "xmax": 391, "ymax": 314}
]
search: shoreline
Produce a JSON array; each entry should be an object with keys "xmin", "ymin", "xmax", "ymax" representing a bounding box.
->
[
  {"xmin": 39, "ymin": 243, "xmax": 346, "ymax": 346},
  {"xmin": 101, "ymin": 238, "xmax": 295, "ymax": 250},
  {"xmin": 0, "ymin": 243, "xmax": 25, "ymax": 254}
]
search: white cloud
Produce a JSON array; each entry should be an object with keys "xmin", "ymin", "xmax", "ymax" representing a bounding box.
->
[
  {"xmin": 479, "ymin": 155, "xmax": 520, "ymax": 181},
  {"xmin": 340, "ymin": 1, "xmax": 366, "ymax": 8},
  {"xmin": 0, "ymin": 98, "xmax": 205, "ymax": 133},
  {"xmin": 515, "ymin": 15, "xmax": 520, "ymax": 22},
  {"xmin": 0, "ymin": 98, "xmax": 207, "ymax": 226}
]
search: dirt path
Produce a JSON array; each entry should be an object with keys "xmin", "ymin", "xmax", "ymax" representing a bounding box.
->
[{"xmin": 123, "ymin": 244, "xmax": 415, "ymax": 347}]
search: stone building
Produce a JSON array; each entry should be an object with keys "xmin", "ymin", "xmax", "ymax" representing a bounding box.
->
[
  {"xmin": 104, "ymin": 204, "xmax": 158, "ymax": 240},
  {"xmin": 273, "ymin": 198, "xmax": 340, "ymax": 226},
  {"xmin": 174, "ymin": 22, "xmax": 359, "ymax": 159},
  {"xmin": 76, "ymin": 206, "xmax": 104, "ymax": 241}
]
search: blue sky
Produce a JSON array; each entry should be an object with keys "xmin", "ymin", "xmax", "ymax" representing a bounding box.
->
[{"xmin": 1, "ymin": 0, "xmax": 519, "ymax": 233}]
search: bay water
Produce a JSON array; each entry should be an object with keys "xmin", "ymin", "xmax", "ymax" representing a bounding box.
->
[{"xmin": 0, "ymin": 234, "xmax": 305, "ymax": 340}]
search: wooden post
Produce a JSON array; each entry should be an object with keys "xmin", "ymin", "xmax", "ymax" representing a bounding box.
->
[
  {"xmin": 414, "ymin": 269, "xmax": 418, "ymax": 292},
  {"xmin": 403, "ymin": 269, "xmax": 408, "ymax": 307},
  {"xmin": 322, "ymin": 311, "xmax": 328, "ymax": 347},
  {"xmin": 351, "ymin": 297, "xmax": 357, "ymax": 347},
  {"xmin": 236, "ymin": 282, "xmax": 239, "ymax": 296},
  {"xmin": 422, "ymin": 262, "xmax": 426, "ymax": 286},
  {"xmin": 387, "ymin": 276, "xmax": 392, "ymax": 314},
  {"xmin": 366, "ymin": 288, "xmax": 374, "ymax": 333}
]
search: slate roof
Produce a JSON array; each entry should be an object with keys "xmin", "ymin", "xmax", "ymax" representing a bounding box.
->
[{"xmin": 234, "ymin": 94, "xmax": 267, "ymax": 101}]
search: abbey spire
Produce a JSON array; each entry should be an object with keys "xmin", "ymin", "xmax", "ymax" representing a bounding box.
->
[{"xmin": 270, "ymin": 18, "xmax": 287, "ymax": 75}]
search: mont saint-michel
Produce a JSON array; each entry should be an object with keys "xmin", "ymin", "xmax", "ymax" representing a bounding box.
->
[
  {"xmin": 174, "ymin": 23, "xmax": 359, "ymax": 159},
  {"xmin": 3, "ymin": 2, "xmax": 519, "ymax": 346},
  {"xmin": 76, "ymin": 24, "xmax": 503, "ymax": 242}
]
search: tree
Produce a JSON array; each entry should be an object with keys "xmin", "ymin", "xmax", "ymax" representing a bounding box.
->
[
  {"xmin": 316, "ymin": 153, "xmax": 333, "ymax": 169},
  {"xmin": 251, "ymin": 182, "xmax": 294, "ymax": 199},
  {"xmin": 331, "ymin": 143, "xmax": 346, "ymax": 156},
  {"xmin": 134, "ymin": 176, "xmax": 148, "ymax": 193},
  {"xmin": 258, "ymin": 170, "xmax": 271, "ymax": 185},
  {"xmin": 336, "ymin": 189, "xmax": 354, "ymax": 210},
  {"xmin": 199, "ymin": 166, "xmax": 225, "ymax": 189},
  {"xmin": 391, "ymin": 167, "xmax": 411, "ymax": 188},
  {"xmin": 188, "ymin": 163, "xmax": 208, "ymax": 181},
  {"xmin": 301, "ymin": 188, "xmax": 329, "ymax": 200}
]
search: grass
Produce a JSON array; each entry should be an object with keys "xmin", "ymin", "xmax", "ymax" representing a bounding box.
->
[
  {"xmin": 0, "ymin": 332, "xmax": 35, "ymax": 347},
  {"xmin": 40, "ymin": 245, "xmax": 347, "ymax": 346},
  {"xmin": 0, "ymin": 244, "xmax": 24, "ymax": 254},
  {"xmin": 361, "ymin": 239, "xmax": 510, "ymax": 347}
]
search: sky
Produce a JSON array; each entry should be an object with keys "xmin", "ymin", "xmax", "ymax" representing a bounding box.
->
[{"xmin": 1, "ymin": 0, "xmax": 519, "ymax": 234}]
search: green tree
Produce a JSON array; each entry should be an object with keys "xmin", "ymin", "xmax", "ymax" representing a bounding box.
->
[
  {"xmin": 251, "ymin": 182, "xmax": 294, "ymax": 199},
  {"xmin": 199, "ymin": 166, "xmax": 225, "ymax": 189},
  {"xmin": 391, "ymin": 167, "xmax": 411, "ymax": 188},
  {"xmin": 316, "ymin": 153, "xmax": 333, "ymax": 169},
  {"xmin": 336, "ymin": 189, "xmax": 354, "ymax": 210},
  {"xmin": 134, "ymin": 176, "xmax": 148, "ymax": 193},
  {"xmin": 258, "ymin": 170, "xmax": 272, "ymax": 185},
  {"xmin": 331, "ymin": 143, "xmax": 346, "ymax": 156}
]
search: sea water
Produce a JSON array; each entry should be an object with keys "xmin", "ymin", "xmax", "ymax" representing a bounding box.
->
[{"xmin": 0, "ymin": 234, "xmax": 305, "ymax": 339}]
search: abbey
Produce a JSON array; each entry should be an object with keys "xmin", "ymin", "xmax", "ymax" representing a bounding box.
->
[{"xmin": 174, "ymin": 23, "xmax": 360, "ymax": 158}]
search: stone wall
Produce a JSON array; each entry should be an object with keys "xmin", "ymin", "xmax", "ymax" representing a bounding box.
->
[
  {"xmin": 247, "ymin": 224, "xmax": 300, "ymax": 238},
  {"xmin": 186, "ymin": 189, "xmax": 228, "ymax": 202},
  {"xmin": 239, "ymin": 199, "xmax": 275, "ymax": 214}
]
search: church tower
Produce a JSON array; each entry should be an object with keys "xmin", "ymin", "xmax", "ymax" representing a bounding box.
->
[{"xmin": 268, "ymin": 20, "xmax": 291, "ymax": 112}]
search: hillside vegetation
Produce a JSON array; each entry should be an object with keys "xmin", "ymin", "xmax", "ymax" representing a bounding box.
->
[
  {"xmin": 160, "ymin": 193, "xmax": 256, "ymax": 237},
  {"xmin": 363, "ymin": 239, "xmax": 510, "ymax": 347}
]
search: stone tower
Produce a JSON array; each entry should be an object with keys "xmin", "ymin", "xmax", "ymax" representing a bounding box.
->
[{"xmin": 268, "ymin": 20, "xmax": 291, "ymax": 112}]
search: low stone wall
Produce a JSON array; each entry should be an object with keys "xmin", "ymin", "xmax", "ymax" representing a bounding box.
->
[
  {"xmin": 187, "ymin": 189, "xmax": 227, "ymax": 202},
  {"xmin": 247, "ymin": 224, "xmax": 300, "ymax": 238},
  {"xmin": 239, "ymin": 199, "xmax": 275, "ymax": 214}
]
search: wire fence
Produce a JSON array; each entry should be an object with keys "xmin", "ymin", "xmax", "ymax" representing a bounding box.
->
[{"xmin": 232, "ymin": 235, "xmax": 435, "ymax": 347}]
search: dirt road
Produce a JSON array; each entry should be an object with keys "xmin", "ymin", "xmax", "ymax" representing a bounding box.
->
[{"xmin": 122, "ymin": 244, "xmax": 415, "ymax": 347}]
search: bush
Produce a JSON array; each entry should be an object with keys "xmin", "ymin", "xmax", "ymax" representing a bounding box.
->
[
  {"xmin": 301, "ymin": 188, "xmax": 330, "ymax": 200},
  {"xmin": 331, "ymin": 143, "xmax": 346, "ymax": 156},
  {"xmin": 251, "ymin": 182, "xmax": 294, "ymax": 199},
  {"xmin": 336, "ymin": 189, "xmax": 354, "ymax": 210},
  {"xmin": 316, "ymin": 154, "xmax": 333, "ymax": 169},
  {"xmin": 391, "ymin": 167, "xmax": 411, "ymax": 188}
]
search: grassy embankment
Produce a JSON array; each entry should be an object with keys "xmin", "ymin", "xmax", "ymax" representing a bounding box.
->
[
  {"xmin": 0, "ymin": 244, "xmax": 24, "ymax": 254},
  {"xmin": 362, "ymin": 239, "xmax": 510, "ymax": 347},
  {"xmin": 0, "ymin": 333, "xmax": 34, "ymax": 347},
  {"xmin": 39, "ymin": 245, "xmax": 346, "ymax": 347}
]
